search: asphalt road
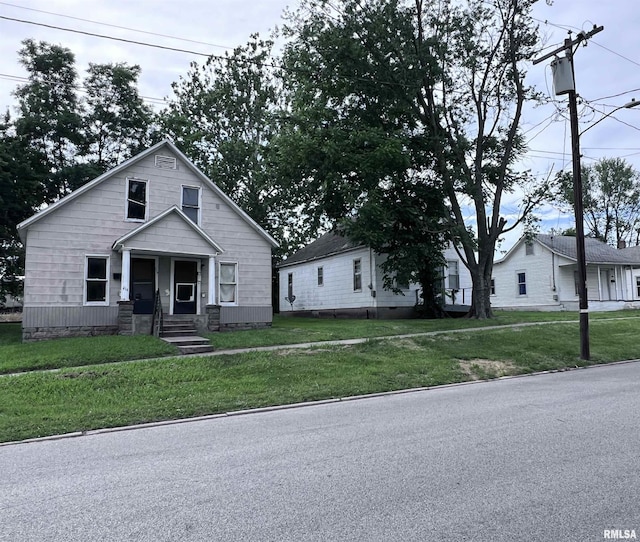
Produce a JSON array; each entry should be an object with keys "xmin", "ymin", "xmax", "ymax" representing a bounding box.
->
[{"xmin": 2, "ymin": 362, "xmax": 640, "ymax": 541}]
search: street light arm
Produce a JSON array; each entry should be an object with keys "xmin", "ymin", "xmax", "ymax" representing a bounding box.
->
[{"xmin": 579, "ymin": 99, "xmax": 640, "ymax": 136}]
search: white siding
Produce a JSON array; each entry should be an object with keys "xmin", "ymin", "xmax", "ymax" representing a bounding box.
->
[
  {"xmin": 279, "ymin": 247, "xmax": 375, "ymax": 312},
  {"xmin": 491, "ymin": 240, "xmax": 560, "ymax": 309},
  {"xmin": 279, "ymin": 243, "xmax": 472, "ymax": 313}
]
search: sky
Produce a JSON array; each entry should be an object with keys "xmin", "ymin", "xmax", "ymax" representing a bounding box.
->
[{"xmin": 0, "ymin": 0, "xmax": 639, "ymax": 252}]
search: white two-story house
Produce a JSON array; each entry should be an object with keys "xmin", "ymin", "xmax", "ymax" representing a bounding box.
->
[{"xmin": 17, "ymin": 139, "xmax": 278, "ymax": 341}]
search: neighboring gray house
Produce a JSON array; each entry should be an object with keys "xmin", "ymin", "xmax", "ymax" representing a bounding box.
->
[
  {"xmin": 277, "ymin": 230, "xmax": 471, "ymax": 318},
  {"xmin": 17, "ymin": 139, "xmax": 278, "ymax": 341},
  {"xmin": 491, "ymin": 234, "xmax": 640, "ymax": 311}
]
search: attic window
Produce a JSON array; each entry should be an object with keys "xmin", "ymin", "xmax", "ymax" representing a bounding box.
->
[
  {"xmin": 525, "ymin": 242, "xmax": 534, "ymax": 255},
  {"xmin": 155, "ymin": 155, "xmax": 177, "ymax": 169}
]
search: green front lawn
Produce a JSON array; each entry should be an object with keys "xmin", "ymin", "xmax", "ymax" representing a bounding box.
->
[
  {"xmin": 2, "ymin": 315, "xmax": 640, "ymax": 443},
  {"xmin": 0, "ymin": 323, "xmax": 178, "ymax": 374}
]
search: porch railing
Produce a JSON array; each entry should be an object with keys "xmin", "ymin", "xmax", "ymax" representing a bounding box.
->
[{"xmin": 151, "ymin": 289, "xmax": 163, "ymax": 337}]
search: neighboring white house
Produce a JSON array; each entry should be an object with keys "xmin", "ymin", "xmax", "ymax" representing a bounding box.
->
[
  {"xmin": 491, "ymin": 234, "xmax": 640, "ymax": 311},
  {"xmin": 17, "ymin": 139, "xmax": 278, "ymax": 341},
  {"xmin": 277, "ymin": 230, "xmax": 471, "ymax": 318}
]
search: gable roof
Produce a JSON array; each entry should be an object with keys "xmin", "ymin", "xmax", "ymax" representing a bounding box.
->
[
  {"xmin": 498, "ymin": 234, "xmax": 640, "ymax": 266},
  {"xmin": 17, "ymin": 139, "xmax": 278, "ymax": 248},
  {"xmin": 278, "ymin": 229, "xmax": 364, "ymax": 268},
  {"xmin": 112, "ymin": 206, "xmax": 224, "ymax": 254}
]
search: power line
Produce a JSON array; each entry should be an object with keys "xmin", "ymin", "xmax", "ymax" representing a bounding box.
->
[
  {"xmin": 0, "ymin": 1, "xmax": 235, "ymax": 51},
  {"xmin": 590, "ymin": 40, "xmax": 640, "ymax": 69},
  {"xmin": 0, "ymin": 15, "xmax": 214, "ymax": 58},
  {"xmin": 0, "ymin": 72, "xmax": 167, "ymax": 106}
]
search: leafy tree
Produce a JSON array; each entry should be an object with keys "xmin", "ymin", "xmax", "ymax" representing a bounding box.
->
[
  {"xmin": 81, "ymin": 63, "xmax": 155, "ymax": 171},
  {"xmin": 346, "ymin": 177, "xmax": 448, "ymax": 317},
  {"xmin": 160, "ymin": 36, "xmax": 311, "ymax": 255},
  {"xmin": 13, "ymin": 39, "xmax": 84, "ymax": 199},
  {"xmin": 0, "ymin": 113, "xmax": 47, "ymax": 302},
  {"xmin": 552, "ymin": 158, "xmax": 640, "ymax": 247},
  {"xmin": 277, "ymin": 0, "xmax": 449, "ymax": 311},
  {"xmin": 280, "ymin": 0, "xmax": 545, "ymax": 318}
]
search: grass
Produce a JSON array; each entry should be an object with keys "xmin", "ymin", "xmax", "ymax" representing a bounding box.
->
[
  {"xmin": 2, "ymin": 314, "xmax": 640, "ymax": 443},
  {"xmin": 204, "ymin": 310, "xmax": 596, "ymax": 350},
  {"xmin": 0, "ymin": 323, "xmax": 178, "ymax": 374}
]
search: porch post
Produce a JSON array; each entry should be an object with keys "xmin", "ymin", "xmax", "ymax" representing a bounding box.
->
[
  {"xmin": 120, "ymin": 249, "xmax": 131, "ymax": 301},
  {"xmin": 208, "ymin": 256, "xmax": 216, "ymax": 305}
]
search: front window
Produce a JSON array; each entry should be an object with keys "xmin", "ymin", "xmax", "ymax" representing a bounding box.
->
[
  {"xmin": 126, "ymin": 178, "xmax": 147, "ymax": 221},
  {"xmin": 517, "ymin": 272, "xmax": 527, "ymax": 296},
  {"xmin": 85, "ymin": 256, "xmax": 109, "ymax": 305},
  {"xmin": 288, "ymin": 273, "xmax": 294, "ymax": 298},
  {"xmin": 182, "ymin": 186, "xmax": 200, "ymax": 224},
  {"xmin": 447, "ymin": 260, "xmax": 460, "ymax": 290},
  {"xmin": 353, "ymin": 259, "xmax": 362, "ymax": 291},
  {"xmin": 219, "ymin": 262, "xmax": 237, "ymax": 304},
  {"xmin": 317, "ymin": 267, "xmax": 323, "ymax": 286},
  {"xmin": 490, "ymin": 278, "xmax": 496, "ymax": 295}
]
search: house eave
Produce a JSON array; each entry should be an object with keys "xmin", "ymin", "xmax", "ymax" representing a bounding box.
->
[{"xmin": 278, "ymin": 245, "xmax": 366, "ymax": 269}]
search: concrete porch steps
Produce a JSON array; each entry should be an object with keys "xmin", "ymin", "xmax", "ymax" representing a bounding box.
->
[
  {"xmin": 160, "ymin": 335, "xmax": 214, "ymax": 355},
  {"xmin": 159, "ymin": 316, "xmax": 214, "ymax": 355}
]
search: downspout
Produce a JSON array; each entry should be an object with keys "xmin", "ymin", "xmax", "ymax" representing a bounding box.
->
[
  {"xmin": 597, "ymin": 266, "xmax": 603, "ymax": 301},
  {"xmin": 369, "ymin": 248, "xmax": 378, "ymax": 311}
]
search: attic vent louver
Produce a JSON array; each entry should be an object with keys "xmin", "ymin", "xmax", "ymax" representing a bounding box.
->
[{"xmin": 155, "ymin": 155, "xmax": 177, "ymax": 169}]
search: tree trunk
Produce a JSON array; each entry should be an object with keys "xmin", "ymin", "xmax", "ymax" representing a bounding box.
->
[
  {"xmin": 466, "ymin": 253, "xmax": 494, "ymax": 319},
  {"xmin": 417, "ymin": 267, "xmax": 445, "ymax": 319}
]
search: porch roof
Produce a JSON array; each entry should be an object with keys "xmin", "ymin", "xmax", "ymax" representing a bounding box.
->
[
  {"xmin": 112, "ymin": 206, "xmax": 224, "ymax": 255},
  {"xmin": 536, "ymin": 234, "xmax": 640, "ymax": 265}
]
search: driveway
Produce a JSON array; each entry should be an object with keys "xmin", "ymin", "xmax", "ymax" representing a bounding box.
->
[{"xmin": 2, "ymin": 362, "xmax": 639, "ymax": 541}]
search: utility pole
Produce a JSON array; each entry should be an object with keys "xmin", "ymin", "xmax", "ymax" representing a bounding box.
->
[{"xmin": 533, "ymin": 25, "xmax": 603, "ymax": 361}]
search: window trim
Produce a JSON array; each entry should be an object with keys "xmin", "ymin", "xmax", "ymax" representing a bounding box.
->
[
  {"xmin": 287, "ymin": 272, "xmax": 294, "ymax": 299},
  {"xmin": 181, "ymin": 184, "xmax": 202, "ymax": 225},
  {"xmin": 125, "ymin": 177, "xmax": 148, "ymax": 222},
  {"xmin": 218, "ymin": 261, "xmax": 238, "ymax": 306},
  {"xmin": 84, "ymin": 254, "xmax": 110, "ymax": 306},
  {"xmin": 517, "ymin": 271, "xmax": 527, "ymax": 296},
  {"xmin": 447, "ymin": 259, "xmax": 460, "ymax": 290},
  {"xmin": 353, "ymin": 258, "xmax": 362, "ymax": 292}
]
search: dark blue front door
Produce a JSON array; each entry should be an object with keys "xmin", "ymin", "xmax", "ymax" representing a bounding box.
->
[
  {"xmin": 174, "ymin": 260, "xmax": 197, "ymax": 314},
  {"xmin": 131, "ymin": 258, "xmax": 155, "ymax": 314}
]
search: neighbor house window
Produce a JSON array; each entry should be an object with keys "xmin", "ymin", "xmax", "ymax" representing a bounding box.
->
[
  {"xmin": 490, "ymin": 278, "xmax": 496, "ymax": 295},
  {"xmin": 126, "ymin": 178, "xmax": 147, "ymax": 221},
  {"xmin": 517, "ymin": 272, "xmax": 527, "ymax": 296},
  {"xmin": 219, "ymin": 262, "xmax": 237, "ymax": 304},
  {"xmin": 182, "ymin": 186, "xmax": 201, "ymax": 224},
  {"xmin": 525, "ymin": 242, "xmax": 534, "ymax": 255},
  {"xmin": 447, "ymin": 260, "xmax": 460, "ymax": 290},
  {"xmin": 85, "ymin": 256, "xmax": 109, "ymax": 305},
  {"xmin": 353, "ymin": 259, "xmax": 362, "ymax": 291},
  {"xmin": 317, "ymin": 267, "xmax": 323, "ymax": 286},
  {"xmin": 288, "ymin": 273, "xmax": 294, "ymax": 299},
  {"xmin": 636, "ymin": 276, "xmax": 640, "ymax": 298}
]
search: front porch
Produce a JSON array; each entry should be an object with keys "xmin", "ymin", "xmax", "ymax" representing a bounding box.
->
[{"xmin": 112, "ymin": 206, "xmax": 226, "ymax": 336}]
